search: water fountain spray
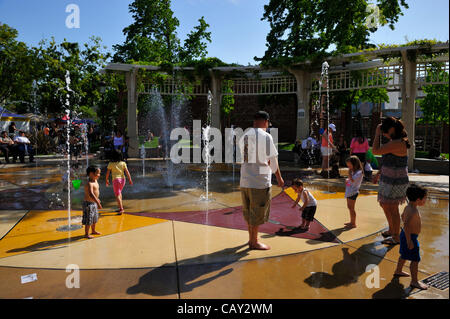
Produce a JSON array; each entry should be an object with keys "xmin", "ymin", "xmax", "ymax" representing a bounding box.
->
[
  {"xmin": 201, "ymin": 90, "xmax": 213, "ymax": 202},
  {"xmin": 80, "ymin": 122, "xmax": 89, "ymax": 167},
  {"xmin": 146, "ymin": 86, "xmax": 185, "ymax": 187},
  {"xmin": 140, "ymin": 143, "xmax": 146, "ymax": 177},
  {"xmin": 58, "ymin": 71, "xmax": 82, "ymax": 232}
]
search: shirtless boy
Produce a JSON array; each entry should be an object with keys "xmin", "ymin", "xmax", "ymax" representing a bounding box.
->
[
  {"xmin": 83, "ymin": 166, "xmax": 102, "ymax": 239},
  {"xmin": 394, "ymin": 184, "xmax": 428, "ymax": 290}
]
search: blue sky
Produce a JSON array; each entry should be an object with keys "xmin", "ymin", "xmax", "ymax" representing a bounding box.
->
[{"xmin": 0, "ymin": 0, "xmax": 448, "ymax": 65}]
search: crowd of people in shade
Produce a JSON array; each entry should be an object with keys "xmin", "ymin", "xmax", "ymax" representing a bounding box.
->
[
  {"xmin": 0, "ymin": 120, "xmax": 101, "ymax": 164},
  {"xmin": 0, "ymin": 125, "xmax": 35, "ymax": 164},
  {"xmin": 292, "ymin": 123, "xmax": 377, "ymax": 181}
]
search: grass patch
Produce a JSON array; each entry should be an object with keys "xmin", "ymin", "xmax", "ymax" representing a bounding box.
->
[
  {"xmin": 415, "ymin": 151, "xmax": 449, "ymax": 159},
  {"xmin": 142, "ymin": 138, "xmax": 199, "ymax": 149},
  {"xmin": 278, "ymin": 143, "xmax": 295, "ymax": 151},
  {"xmin": 415, "ymin": 150, "xmax": 428, "ymax": 158},
  {"xmin": 143, "ymin": 137, "xmax": 159, "ymax": 148}
]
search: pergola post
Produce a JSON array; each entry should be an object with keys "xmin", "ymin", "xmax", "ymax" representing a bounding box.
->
[
  {"xmin": 289, "ymin": 69, "xmax": 311, "ymax": 140},
  {"xmin": 401, "ymin": 50, "xmax": 417, "ymax": 171},
  {"xmin": 210, "ymin": 71, "xmax": 222, "ymax": 130},
  {"xmin": 126, "ymin": 68, "xmax": 139, "ymax": 158}
]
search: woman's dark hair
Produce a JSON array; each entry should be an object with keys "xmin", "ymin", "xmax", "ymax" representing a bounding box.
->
[
  {"xmin": 380, "ymin": 117, "xmax": 411, "ymax": 148},
  {"xmin": 346, "ymin": 155, "xmax": 363, "ymax": 171},
  {"xmin": 355, "ymin": 129, "xmax": 365, "ymax": 144},
  {"xmin": 110, "ymin": 149, "xmax": 123, "ymax": 162},
  {"xmin": 406, "ymin": 184, "xmax": 428, "ymax": 202},
  {"xmin": 292, "ymin": 178, "xmax": 304, "ymax": 187}
]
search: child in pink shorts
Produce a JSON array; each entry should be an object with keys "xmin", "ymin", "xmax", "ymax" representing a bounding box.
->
[{"xmin": 106, "ymin": 149, "xmax": 133, "ymax": 214}]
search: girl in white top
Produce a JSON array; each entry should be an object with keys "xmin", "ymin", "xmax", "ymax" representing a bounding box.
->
[
  {"xmin": 291, "ymin": 178, "xmax": 318, "ymax": 230},
  {"xmin": 345, "ymin": 155, "xmax": 364, "ymax": 229}
]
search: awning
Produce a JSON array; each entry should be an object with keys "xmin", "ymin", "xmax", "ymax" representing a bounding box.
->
[{"xmin": 0, "ymin": 106, "xmax": 30, "ymax": 121}]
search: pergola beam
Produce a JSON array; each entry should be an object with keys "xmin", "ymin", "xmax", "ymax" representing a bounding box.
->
[{"xmin": 101, "ymin": 43, "xmax": 449, "ymax": 169}]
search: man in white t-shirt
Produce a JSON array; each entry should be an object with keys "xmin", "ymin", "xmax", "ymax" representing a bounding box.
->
[
  {"xmin": 13, "ymin": 131, "xmax": 34, "ymax": 163},
  {"xmin": 238, "ymin": 111, "xmax": 284, "ymax": 250}
]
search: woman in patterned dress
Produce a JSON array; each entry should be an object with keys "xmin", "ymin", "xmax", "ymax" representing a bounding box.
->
[{"xmin": 372, "ymin": 117, "xmax": 411, "ymax": 245}]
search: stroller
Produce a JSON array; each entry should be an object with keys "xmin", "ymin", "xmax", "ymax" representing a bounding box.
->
[{"xmin": 299, "ymin": 146, "xmax": 321, "ymax": 167}]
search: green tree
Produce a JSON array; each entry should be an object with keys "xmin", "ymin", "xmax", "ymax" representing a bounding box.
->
[
  {"xmin": 257, "ymin": 0, "xmax": 409, "ymax": 66},
  {"xmin": 113, "ymin": 0, "xmax": 211, "ymax": 64},
  {"xmin": 418, "ymin": 64, "xmax": 449, "ymax": 125},
  {"xmin": 417, "ymin": 64, "xmax": 449, "ymax": 151},
  {"xmin": 35, "ymin": 37, "xmax": 111, "ymax": 117},
  {"xmin": 221, "ymin": 79, "xmax": 235, "ymax": 128},
  {"xmin": 0, "ymin": 23, "xmax": 36, "ymax": 106},
  {"xmin": 113, "ymin": 0, "xmax": 180, "ymax": 63},
  {"xmin": 179, "ymin": 17, "xmax": 212, "ymax": 63},
  {"xmin": 258, "ymin": 0, "xmax": 406, "ymax": 141}
]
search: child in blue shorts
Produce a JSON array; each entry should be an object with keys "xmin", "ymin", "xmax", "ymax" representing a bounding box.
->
[{"xmin": 394, "ymin": 184, "xmax": 428, "ymax": 290}]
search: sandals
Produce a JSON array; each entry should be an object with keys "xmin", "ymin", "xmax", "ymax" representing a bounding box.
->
[{"xmin": 381, "ymin": 237, "xmax": 400, "ymax": 245}]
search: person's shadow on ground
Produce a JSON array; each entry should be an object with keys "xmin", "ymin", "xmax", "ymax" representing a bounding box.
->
[
  {"xmin": 305, "ymin": 227, "xmax": 348, "ymax": 244},
  {"xmin": 372, "ymin": 277, "xmax": 411, "ymax": 299},
  {"xmin": 6, "ymin": 235, "xmax": 86, "ymax": 253},
  {"xmin": 304, "ymin": 243, "xmax": 394, "ymax": 290},
  {"xmin": 262, "ymin": 226, "xmax": 348, "ymax": 244},
  {"xmin": 126, "ymin": 243, "xmax": 250, "ymax": 297}
]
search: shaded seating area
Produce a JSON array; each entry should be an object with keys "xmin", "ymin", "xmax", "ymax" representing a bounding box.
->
[
  {"xmin": 12, "ymin": 143, "xmax": 35, "ymax": 163},
  {"xmin": 0, "ymin": 130, "xmax": 35, "ymax": 164}
]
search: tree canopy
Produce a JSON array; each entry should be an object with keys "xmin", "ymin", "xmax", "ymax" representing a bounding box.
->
[
  {"xmin": 0, "ymin": 23, "xmax": 36, "ymax": 104},
  {"xmin": 418, "ymin": 63, "xmax": 449, "ymax": 125},
  {"xmin": 113, "ymin": 0, "xmax": 211, "ymax": 65},
  {"xmin": 257, "ymin": 0, "xmax": 409, "ymax": 66}
]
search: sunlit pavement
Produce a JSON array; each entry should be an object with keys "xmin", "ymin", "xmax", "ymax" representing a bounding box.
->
[{"xmin": 0, "ymin": 159, "xmax": 448, "ymax": 299}]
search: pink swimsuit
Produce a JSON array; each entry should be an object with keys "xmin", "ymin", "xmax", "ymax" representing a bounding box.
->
[{"xmin": 113, "ymin": 178, "xmax": 126, "ymax": 196}]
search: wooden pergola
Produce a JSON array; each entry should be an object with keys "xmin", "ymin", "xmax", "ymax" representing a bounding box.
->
[{"xmin": 101, "ymin": 43, "xmax": 449, "ymax": 169}]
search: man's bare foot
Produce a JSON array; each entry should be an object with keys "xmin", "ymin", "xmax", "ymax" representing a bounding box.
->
[
  {"xmin": 410, "ymin": 281, "xmax": 428, "ymax": 290},
  {"xmin": 84, "ymin": 234, "xmax": 93, "ymax": 239},
  {"xmin": 249, "ymin": 242, "xmax": 271, "ymax": 250},
  {"xmin": 344, "ymin": 223, "xmax": 357, "ymax": 229},
  {"xmin": 91, "ymin": 231, "xmax": 101, "ymax": 235},
  {"xmin": 118, "ymin": 210, "xmax": 124, "ymax": 215},
  {"xmin": 393, "ymin": 271, "xmax": 410, "ymax": 277}
]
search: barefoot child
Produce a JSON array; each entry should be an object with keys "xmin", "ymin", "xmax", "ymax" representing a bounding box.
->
[
  {"xmin": 291, "ymin": 178, "xmax": 318, "ymax": 230},
  {"xmin": 344, "ymin": 155, "xmax": 363, "ymax": 228},
  {"xmin": 394, "ymin": 184, "xmax": 428, "ymax": 290},
  {"xmin": 106, "ymin": 149, "xmax": 133, "ymax": 214},
  {"xmin": 83, "ymin": 166, "xmax": 102, "ymax": 239}
]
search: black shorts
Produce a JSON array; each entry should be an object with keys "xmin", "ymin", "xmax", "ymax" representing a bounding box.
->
[
  {"xmin": 347, "ymin": 193, "xmax": 359, "ymax": 201},
  {"xmin": 353, "ymin": 153, "xmax": 366, "ymax": 163},
  {"xmin": 302, "ymin": 206, "xmax": 317, "ymax": 222}
]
